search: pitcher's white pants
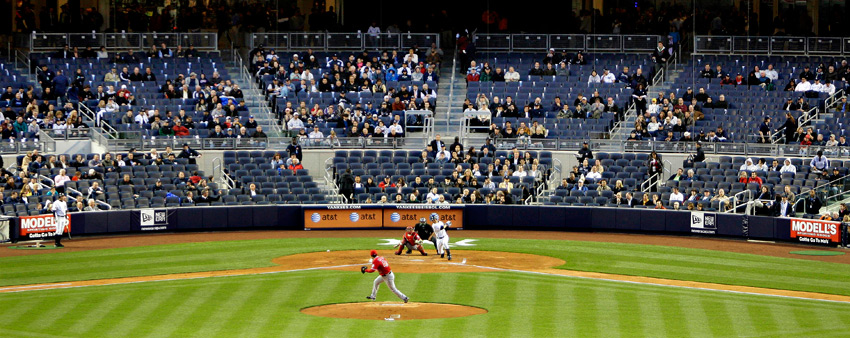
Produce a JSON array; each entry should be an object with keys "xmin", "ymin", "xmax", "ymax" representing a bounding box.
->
[{"xmin": 371, "ymin": 272, "xmax": 407, "ymax": 300}]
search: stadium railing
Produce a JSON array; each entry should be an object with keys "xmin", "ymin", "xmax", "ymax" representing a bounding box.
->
[
  {"xmin": 30, "ymin": 32, "xmax": 219, "ymax": 51},
  {"xmin": 250, "ymin": 32, "xmax": 441, "ymax": 52},
  {"xmin": 694, "ymin": 36, "xmax": 850, "ymax": 55},
  {"xmin": 472, "ymin": 34, "xmax": 662, "ymax": 52}
]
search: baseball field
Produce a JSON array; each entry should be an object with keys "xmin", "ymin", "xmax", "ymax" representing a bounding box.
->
[{"xmin": 1, "ymin": 230, "xmax": 849, "ymax": 337}]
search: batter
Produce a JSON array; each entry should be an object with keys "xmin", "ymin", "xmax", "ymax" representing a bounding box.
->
[{"xmin": 430, "ymin": 213, "xmax": 452, "ymax": 260}]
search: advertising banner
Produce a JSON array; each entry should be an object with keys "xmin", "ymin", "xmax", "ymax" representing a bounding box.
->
[
  {"xmin": 140, "ymin": 209, "xmax": 169, "ymax": 231},
  {"xmin": 18, "ymin": 214, "xmax": 70, "ymax": 240},
  {"xmin": 690, "ymin": 211, "xmax": 716, "ymax": 234},
  {"xmin": 383, "ymin": 205, "xmax": 464, "ymax": 229},
  {"xmin": 304, "ymin": 205, "xmax": 382, "ymax": 229},
  {"xmin": 789, "ymin": 218, "xmax": 841, "ymax": 245}
]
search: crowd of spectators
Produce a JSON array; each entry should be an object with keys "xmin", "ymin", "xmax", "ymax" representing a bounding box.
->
[
  {"xmin": 249, "ymin": 43, "xmax": 443, "ymax": 142},
  {"xmin": 337, "ymin": 135, "xmax": 547, "ymax": 205},
  {"xmin": 30, "ymin": 44, "xmax": 271, "ymax": 143},
  {"xmin": 3, "ymin": 145, "xmax": 215, "ymax": 216}
]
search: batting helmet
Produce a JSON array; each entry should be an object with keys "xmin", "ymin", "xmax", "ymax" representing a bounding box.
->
[{"xmin": 429, "ymin": 213, "xmax": 439, "ymax": 221}]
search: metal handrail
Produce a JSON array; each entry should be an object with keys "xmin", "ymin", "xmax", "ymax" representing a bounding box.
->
[
  {"xmin": 640, "ymin": 172, "xmax": 660, "ymax": 192},
  {"xmin": 694, "ymin": 35, "xmax": 849, "ymax": 55},
  {"xmin": 448, "ymin": 39, "xmax": 458, "ymax": 138},
  {"xmin": 66, "ymin": 186, "xmax": 112, "ymax": 210},
  {"xmin": 30, "ymin": 32, "xmax": 219, "ymax": 51},
  {"xmin": 726, "ymin": 189, "xmax": 751, "ymax": 213},
  {"xmin": 14, "ymin": 49, "xmax": 31, "ymax": 78}
]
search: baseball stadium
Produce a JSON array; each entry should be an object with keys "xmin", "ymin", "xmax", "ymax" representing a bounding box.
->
[{"xmin": 2, "ymin": 0, "xmax": 850, "ymax": 336}]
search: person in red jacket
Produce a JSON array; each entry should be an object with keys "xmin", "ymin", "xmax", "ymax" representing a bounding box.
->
[
  {"xmin": 747, "ymin": 171, "xmax": 763, "ymax": 187},
  {"xmin": 395, "ymin": 227, "xmax": 427, "ymax": 256},
  {"xmin": 288, "ymin": 158, "xmax": 304, "ymax": 173},
  {"xmin": 362, "ymin": 249, "xmax": 409, "ymax": 303},
  {"xmin": 172, "ymin": 120, "xmax": 190, "ymax": 137}
]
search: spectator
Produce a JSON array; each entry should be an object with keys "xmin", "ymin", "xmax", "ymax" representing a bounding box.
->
[
  {"xmin": 83, "ymin": 199, "xmax": 99, "ymax": 211},
  {"xmin": 810, "ymin": 150, "xmax": 829, "ymax": 176},
  {"xmin": 780, "ymin": 159, "xmax": 796, "ymax": 174},
  {"xmin": 288, "ymin": 158, "xmax": 304, "ymax": 172}
]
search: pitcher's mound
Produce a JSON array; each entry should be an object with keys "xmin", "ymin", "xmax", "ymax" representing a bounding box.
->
[{"xmin": 301, "ymin": 302, "xmax": 487, "ymax": 320}]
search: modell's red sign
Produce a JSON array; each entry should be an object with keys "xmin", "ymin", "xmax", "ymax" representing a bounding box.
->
[
  {"xmin": 790, "ymin": 218, "xmax": 840, "ymax": 244},
  {"xmin": 19, "ymin": 214, "xmax": 70, "ymax": 240}
]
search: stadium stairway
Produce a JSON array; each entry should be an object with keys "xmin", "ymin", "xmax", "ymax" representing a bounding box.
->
[
  {"xmin": 224, "ymin": 62, "xmax": 283, "ymax": 137},
  {"xmin": 610, "ymin": 67, "xmax": 683, "ymax": 141},
  {"xmin": 434, "ymin": 60, "xmax": 466, "ymax": 138}
]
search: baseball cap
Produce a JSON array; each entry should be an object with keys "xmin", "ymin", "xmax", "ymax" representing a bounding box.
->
[
  {"xmin": 370, "ymin": 249, "xmax": 377, "ymax": 257},
  {"xmin": 249, "ymin": 115, "xmax": 254, "ymax": 118}
]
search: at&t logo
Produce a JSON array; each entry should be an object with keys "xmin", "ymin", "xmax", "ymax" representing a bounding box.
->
[{"xmin": 311, "ymin": 213, "xmax": 321, "ymax": 223}]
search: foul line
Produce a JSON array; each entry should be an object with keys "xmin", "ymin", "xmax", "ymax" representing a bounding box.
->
[
  {"xmin": 450, "ymin": 262, "xmax": 850, "ymax": 305},
  {"xmin": 3, "ymin": 260, "xmax": 850, "ymax": 305}
]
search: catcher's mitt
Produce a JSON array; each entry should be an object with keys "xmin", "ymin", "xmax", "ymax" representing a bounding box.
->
[
  {"xmin": 416, "ymin": 239, "xmax": 423, "ymax": 245},
  {"xmin": 360, "ymin": 266, "xmax": 367, "ymax": 274}
]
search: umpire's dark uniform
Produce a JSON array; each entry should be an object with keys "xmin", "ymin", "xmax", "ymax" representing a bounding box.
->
[{"xmin": 414, "ymin": 220, "xmax": 437, "ymax": 253}]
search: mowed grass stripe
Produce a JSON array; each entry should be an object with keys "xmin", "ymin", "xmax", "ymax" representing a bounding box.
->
[
  {"xmin": 244, "ymin": 274, "xmax": 311, "ymax": 337},
  {"xmin": 169, "ymin": 282, "xmax": 240, "ymax": 336},
  {"xmin": 218, "ymin": 277, "xmax": 281, "ymax": 335},
  {"xmin": 139, "ymin": 284, "xmax": 212, "ymax": 338},
  {"xmin": 301, "ymin": 272, "xmax": 360, "ymax": 337},
  {"xmin": 105, "ymin": 288, "xmax": 180, "ymax": 337},
  {"xmin": 183, "ymin": 279, "xmax": 260, "ymax": 337},
  {"xmin": 454, "ymin": 272, "xmax": 496, "ymax": 335},
  {"xmin": 594, "ymin": 285, "xmax": 622, "ymax": 337},
  {"xmin": 572, "ymin": 286, "xmax": 600, "ymax": 336},
  {"xmin": 614, "ymin": 288, "xmax": 644, "ymax": 338},
  {"xmin": 484, "ymin": 274, "xmax": 516, "ymax": 337},
  {"xmin": 698, "ymin": 298, "xmax": 735, "ymax": 337},
  {"xmin": 530, "ymin": 277, "xmax": 557, "ymax": 337},
  {"xmin": 42, "ymin": 292, "xmax": 106, "ymax": 334},
  {"xmin": 19, "ymin": 293, "xmax": 86, "ymax": 335},
  {"xmin": 77, "ymin": 290, "xmax": 144, "ymax": 337},
  {"xmin": 10, "ymin": 294, "xmax": 69, "ymax": 332},
  {"xmin": 277, "ymin": 272, "xmax": 339, "ymax": 337}
]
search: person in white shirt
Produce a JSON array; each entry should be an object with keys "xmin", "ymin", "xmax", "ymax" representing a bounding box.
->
[
  {"xmin": 388, "ymin": 121, "xmax": 404, "ymax": 136},
  {"xmin": 420, "ymin": 84, "xmax": 437, "ymax": 100},
  {"xmin": 587, "ymin": 70, "xmax": 601, "ymax": 84},
  {"xmin": 308, "ymin": 126, "xmax": 324, "ymax": 144},
  {"xmin": 779, "ymin": 159, "xmax": 796, "ymax": 174},
  {"xmin": 104, "ymin": 98, "xmax": 119, "ymax": 113},
  {"xmin": 764, "ymin": 64, "xmax": 779, "ymax": 81},
  {"xmin": 134, "ymin": 110, "xmax": 149, "ymax": 125},
  {"xmin": 300, "ymin": 69, "xmax": 314, "ymax": 82},
  {"xmin": 50, "ymin": 194, "xmax": 69, "ymax": 247},
  {"xmin": 513, "ymin": 166, "xmax": 528, "ymax": 177},
  {"xmin": 811, "ymin": 79, "xmax": 824, "ymax": 93},
  {"xmin": 504, "ymin": 67, "xmax": 520, "ymax": 82},
  {"xmin": 287, "ymin": 114, "xmax": 305, "ymax": 130},
  {"xmin": 739, "ymin": 158, "xmax": 759, "ymax": 172},
  {"xmin": 822, "ymin": 81, "xmax": 836, "ymax": 95},
  {"xmin": 53, "ymin": 169, "xmax": 70, "ymax": 193},
  {"xmin": 795, "ymin": 78, "xmax": 812, "ymax": 92},
  {"xmin": 669, "ymin": 187, "xmax": 685, "ymax": 204},
  {"xmin": 403, "ymin": 48, "xmax": 418, "ymax": 64},
  {"xmin": 585, "ymin": 166, "xmax": 602, "ymax": 180},
  {"xmin": 426, "ymin": 188, "xmax": 441, "ymax": 203},
  {"xmin": 367, "ymin": 22, "xmax": 381, "ymax": 37},
  {"xmin": 601, "ymin": 69, "xmax": 616, "ymax": 83}
]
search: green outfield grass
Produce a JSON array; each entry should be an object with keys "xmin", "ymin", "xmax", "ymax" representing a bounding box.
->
[{"xmin": 1, "ymin": 237, "xmax": 850, "ymax": 337}]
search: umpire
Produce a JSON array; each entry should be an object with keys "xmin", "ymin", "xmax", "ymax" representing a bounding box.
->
[{"xmin": 414, "ymin": 217, "xmax": 437, "ymax": 254}]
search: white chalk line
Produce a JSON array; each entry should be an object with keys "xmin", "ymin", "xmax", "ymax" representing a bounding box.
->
[{"xmin": 447, "ymin": 262, "xmax": 850, "ymax": 305}]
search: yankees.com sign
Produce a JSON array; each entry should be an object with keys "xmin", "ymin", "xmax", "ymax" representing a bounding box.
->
[
  {"xmin": 19, "ymin": 214, "xmax": 71, "ymax": 240},
  {"xmin": 789, "ymin": 218, "xmax": 840, "ymax": 245}
]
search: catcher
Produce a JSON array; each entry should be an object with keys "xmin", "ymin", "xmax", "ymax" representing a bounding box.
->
[
  {"xmin": 395, "ymin": 226, "xmax": 428, "ymax": 256},
  {"xmin": 413, "ymin": 217, "xmax": 437, "ymax": 254}
]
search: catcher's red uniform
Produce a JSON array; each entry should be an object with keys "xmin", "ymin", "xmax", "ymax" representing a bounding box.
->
[{"xmin": 396, "ymin": 231, "xmax": 428, "ymax": 255}]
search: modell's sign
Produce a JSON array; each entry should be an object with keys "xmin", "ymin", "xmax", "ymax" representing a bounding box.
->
[
  {"xmin": 790, "ymin": 218, "xmax": 840, "ymax": 244},
  {"xmin": 19, "ymin": 214, "xmax": 71, "ymax": 240}
]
